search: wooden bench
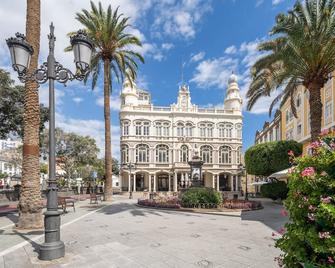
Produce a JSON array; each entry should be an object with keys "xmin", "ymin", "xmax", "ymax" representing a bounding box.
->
[
  {"xmin": 58, "ymin": 197, "xmax": 75, "ymax": 213},
  {"xmin": 90, "ymin": 193, "xmax": 102, "ymax": 204}
]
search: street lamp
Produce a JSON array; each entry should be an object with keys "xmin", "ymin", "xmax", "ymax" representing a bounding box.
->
[
  {"xmin": 122, "ymin": 162, "xmax": 137, "ymax": 199},
  {"xmin": 238, "ymin": 164, "xmax": 248, "ymax": 201},
  {"xmin": 7, "ymin": 23, "xmax": 93, "ymax": 261}
]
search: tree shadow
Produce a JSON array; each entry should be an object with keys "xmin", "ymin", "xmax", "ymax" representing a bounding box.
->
[
  {"xmin": 0, "ymin": 212, "xmax": 18, "ymax": 225},
  {"xmin": 241, "ymin": 199, "xmax": 288, "ymax": 231}
]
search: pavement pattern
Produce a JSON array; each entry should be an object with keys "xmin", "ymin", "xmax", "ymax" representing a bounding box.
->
[{"xmin": 0, "ymin": 197, "xmax": 287, "ymax": 268}]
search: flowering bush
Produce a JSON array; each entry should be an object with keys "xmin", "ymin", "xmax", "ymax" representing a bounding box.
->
[
  {"xmin": 223, "ymin": 199, "xmax": 262, "ymax": 210},
  {"xmin": 138, "ymin": 196, "xmax": 181, "ymax": 209},
  {"xmin": 275, "ymin": 134, "xmax": 335, "ymax": 267}
]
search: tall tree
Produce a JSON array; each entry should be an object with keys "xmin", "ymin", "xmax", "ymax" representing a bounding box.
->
[
  {"xmin": 0, "ymin": 69, "xmax": 48, "ymax": 139},
  {"xmin": 247, "ymin": 0, "xmax": 335, "ymax": 141},
  {"xmin": 73, "ymin": 1, "xmax": 144, "ymax": 200},
  {"xmin": 16, "ymin": 0, "xmax": 43, "ymax": 229}
]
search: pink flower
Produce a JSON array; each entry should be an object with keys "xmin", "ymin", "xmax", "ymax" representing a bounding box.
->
[
  {"xmin": 319, "ymin": 232, "xmax": 331, "ymax": 239},
  {"xmin": 303, "ymin": 196, "xmax": 309, "ymax": 202},
  {"xmin": 328, "ymin": 257, "xmax": 334, "ymax": 264},
  {"xmin": 278, "ymin": 227, "xmax": 286, "ymax": 235},
  {"xmin": 308, "ymin": 213, "xmax": 315, "ymax": 221},
  {"xmin": 308, "ymin": 205, "xmax": 316, "ymax": 211},
  {"xmin": 301, "ymin": 167, "xmax": 315, "ymax": 177},
  {"xmin": 280, "ymin": 209, "xmax": 288, "ymax": 217},
  {"xmin": 321, "ymin": 196, "xmax": 332, "ymax": 204},
  {"xmin": 288, "ymin": 150, "xmax": 295, "ymax": 156},
  {"xmin": 309, "ymin": 141, "xmax": 321, "ymax": 150},
  {"xmin": 320, "ymin": 129, "xmax": 329, "ymax": 136}
]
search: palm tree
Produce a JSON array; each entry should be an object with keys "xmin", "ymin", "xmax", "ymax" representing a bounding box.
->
[
  {"xmin": 16, "ymin": 0, "xmax": 43, "ymax": 229},
  {"xmin": 74, "ymin": 1, "xmax": 144, "ymax": 200},
  {"xmin": 247, "ymin": 0, "xmax": 335, "ymax": 141}
]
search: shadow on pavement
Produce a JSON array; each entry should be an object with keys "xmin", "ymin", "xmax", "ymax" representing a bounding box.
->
[
  {"xmin": 241, "ymin": 199, "xmax": 288, "ymax": 232},
  {"xmin": 0, "ymin": 212, "xmax": 18, "ymax": 225},
  {"xmin": 97, "ymin": 201, "xmax": 203, "ymax": 218}
]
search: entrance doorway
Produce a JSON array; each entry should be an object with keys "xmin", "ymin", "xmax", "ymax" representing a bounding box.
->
[
  {"xmin": 219, "ymin": 174, "xmax": 230, "ymax": 191},
  {"xmin": 135, "ymin": 173, "xmax": 145, "ymax": 191},
  {"xmin": 157, "ymin": 174, "xmax": 169, "ymax": 191}
]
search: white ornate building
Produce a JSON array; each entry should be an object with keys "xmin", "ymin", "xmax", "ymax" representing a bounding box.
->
[{"xmin": 119, "ymin": 74, "xmax": 243, "ymax": 195}]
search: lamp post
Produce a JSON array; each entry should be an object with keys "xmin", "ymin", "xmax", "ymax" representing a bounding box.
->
[
  {"xmin": 123, "ymin": 162, "xmax": 137, "ymax": 199},
  {"xmin": 6, "ymin": 23, "xmax": 93, "ymax": 261},
  {"xmin": 238, "ymin": 164, "xmax": 248, "ymax": 201}
]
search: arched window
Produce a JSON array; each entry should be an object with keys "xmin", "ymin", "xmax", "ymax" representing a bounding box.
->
[
  {"xmin": 155, "ymin": 121, "xmax": 170, "ymax": 136},
  {"xmin": 177, "ymin": 122, "xmax": 184, "ymax": 137},
  {"xmin": 219, "ymin": 146, "xmax": 232, "ymax": 164},
  {"xmin": 200, "ymin": 145, "xmax": 213, "ymax": 163},
  {"xmin": 180, "ymin": 145, "xmax": 189, "ymax": 163},
  {"xmin": 207, "ymin": 123, "xmax": 214, "ymax": 138},
  {"xmin": 185, "ymin": 123, "xmax": 193, "ymax": 137},
  {"xmin": 121, "ymin": 144, "xmax": 129, "ymax": 164},
  {"xmin": 225, "ymin": 123, "xmax": 233, "ymax": 138},
  {"xmin": 236, "ymin": 146, "xmax": 242, "ymax": 164},
  {"xmin": 135, "ymin": 121, "xmax": 150, "ymax": 136},
  {"xmin": 235, "ymin": 123, "xmax": 242, "ymax": 139},
  {"xmin": 199, "ymin": 123, "xmax": 206, "ymax": 137},
  {"xmin": 136, "ymin": 144, "xmax": 149, "ymax": 163},
  {"xmin": 218, "ymin": 123, "xmax": 225, "ymax": 138},
  {"xmin": 155, "ymin": 122, "xmax": 162, "ymax": 136},
  {"xmin": 122, "ymin": 121, "xmax": 130, "ymax": 136},
  {"xmin": 156, "ymin": 144, "xmax": 169, "ymax": 163},
  {"xmin": 163, "ymin": 122, "xmax": 170, "ymax": 136}
]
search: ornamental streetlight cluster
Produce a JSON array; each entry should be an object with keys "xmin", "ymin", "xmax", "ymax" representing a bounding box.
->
[
  {"xmin": 122, "ymin": 162, "xmax": 137, "ymax": 199},
  {"xmin": 6, "ymin": 23, "xmax": 94, "ymax": 261}
]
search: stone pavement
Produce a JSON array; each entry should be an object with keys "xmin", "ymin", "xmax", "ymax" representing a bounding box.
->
[{"xmin": 0, "ymin": 197, "xmax": 288, "ymax": 268}]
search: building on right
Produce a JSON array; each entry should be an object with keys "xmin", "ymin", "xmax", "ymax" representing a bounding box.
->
[{"xmin": 280, "ymin": 76, "xmax": 335, "ymax": 155}]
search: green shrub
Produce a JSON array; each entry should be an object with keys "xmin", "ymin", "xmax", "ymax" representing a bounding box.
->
[
  {"xmin": 275, "ymin": 134, "xmax": 335, "ymax": 267},
  {"xmin": 260, "ymin": 181, "xmax": 288, "ymax": 200},
  {"xmin": 245, "ymin": 140, "xmax": 302, "ymax": 176},
  {"xmin": 181, "ymin": 187, "xmax": 222, "ymax": 207}
]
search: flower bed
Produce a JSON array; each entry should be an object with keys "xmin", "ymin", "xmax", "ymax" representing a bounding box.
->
[
  {"xmin": 138, "ymin": 196, "xmax": 181, "ymax": 209},
  {"xmin": 223, "ymin": 199, "xmax": 262, "ymax": 210}
]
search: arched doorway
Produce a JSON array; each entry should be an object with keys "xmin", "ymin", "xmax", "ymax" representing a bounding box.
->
[
  {"xmin": 157, "ymin": 173, "xmax": 169, "ymax": 191},
  {"xmin": 219, "ymin": 173, "xmax": 231, "ymax": 191},
  {"xmin": 135, "ymin": 173, "xmax": 145, "ymax": 191}
]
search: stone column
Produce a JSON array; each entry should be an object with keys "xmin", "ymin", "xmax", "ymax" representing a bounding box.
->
[
  {"xmin": 149, "ymin": 175, "xmax": 152, "ymax": 192},
  {"xmin": 168, "ymin": 175, "xmax": 171, "ymax": 192},
  {"xmin": 153, "ymin": 174, "xmax": 156, "ymax": 192},
  {"xmin": 216, "ymin": 174, "xmax": 220, "ymax": 191},
  {"xmin": 230, "ymin": 175, "xmax": 234, "ymax": 191},
  {"xmin": 235, "ymin": 175, "xmax": 238, "ymax": 191},
  {"xmin": 174, "ymin": 172, "xmax": 177, "ymax": 192},
  {"xmin": 133, "ymin": 174, "xmax": 136, "ymax": 192},
  {"xmin": 128, "ymin": 173, "xmax": 131, "ymax": 192},
  {"xmin": 212, "ymin": 174, "xmax": 215, "ymax": 189}
]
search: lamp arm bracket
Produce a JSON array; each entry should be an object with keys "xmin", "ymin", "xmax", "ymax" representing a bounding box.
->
[{"xmin": 17, "ymin": 61, "xmax": 87, "ymax": 85}]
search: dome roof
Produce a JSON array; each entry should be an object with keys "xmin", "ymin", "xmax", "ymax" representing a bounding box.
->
[{"xmin": 228, "ymin": 73, "xmax": 238, "ymax": 84}]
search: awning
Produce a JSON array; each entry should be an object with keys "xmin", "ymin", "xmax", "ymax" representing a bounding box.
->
[{"xmin": 268, "ymin": 168, "xmax": 292, "ymax": 179}]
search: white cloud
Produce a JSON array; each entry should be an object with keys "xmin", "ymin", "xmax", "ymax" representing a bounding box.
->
[
  {"xmin": 161, "ymin": 43, "xmax": 174, "ymax": 50},
  {"xmin": 224, "ymin": 45, "xmax": 237, "ymax": 55},
  {"xmin": 190, "ymin": 57, "xmax": 238, "ymax": 89},
  {"xmin": 272, "ymin": 0, "xmax": 284, "ymax": 5},
  {"xmin": 256, "ymin": 0, "xmax": 264, "ymax": 7},
  {"xmin": 190, "ymin": 52, "xmax": 205, "ymax": 63},
  {"xmin": 191, "ymin": 38, "xmax": 273, "ymax": 115},
  {"xmin": 152, "ymin": 0, "xmax": 212, "ymax": 39},
  {"xmin": 73, "ymin": 97, "xmax": 83, "ymax": 104},
  {"xmin": 96, "ymin": 95, "xmax": 121, "ymax": 111},
  {"xmin": 55, "ymin": 113, "xmax": 121, "ymax": 159}
]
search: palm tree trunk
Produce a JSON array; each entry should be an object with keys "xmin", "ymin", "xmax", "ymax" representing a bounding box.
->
[
  {"xmin": 103, "ymin": 59, "xmax": 113, "ymax": 201},
  {"xmin": 308, "ymin": 83, "xmax": 323, "ymax": 142},
  {"xmin": 16, "ymin": 0, "xmax": 43, "ymax": 229}
]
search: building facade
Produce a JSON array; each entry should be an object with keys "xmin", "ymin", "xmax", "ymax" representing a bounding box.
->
[
  {"xmin": 119, "ymin": 74, "xmax": 243, "ymax": 195},
  {"xmin": 280, "ymin": 76, "xmax": 335, "ymax": 154},
  {"xmin": 0, "ymin": 138, "xmax": 22, "ymax": 187},
  {"xmin": 255, "ymin": 110, "xmax": 282, "ymax": 144}
]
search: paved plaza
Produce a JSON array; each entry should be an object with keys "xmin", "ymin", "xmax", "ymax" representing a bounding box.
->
[{"xmin": 0, "ymin": 197, "xmax": 287, "ymax": 268}]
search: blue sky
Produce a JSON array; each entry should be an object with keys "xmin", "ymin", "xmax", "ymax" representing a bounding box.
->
[{"xmin": 0, "ymin": 0, "xmax": 296, "ymax": 158}]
